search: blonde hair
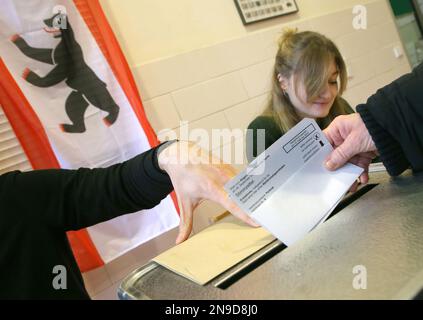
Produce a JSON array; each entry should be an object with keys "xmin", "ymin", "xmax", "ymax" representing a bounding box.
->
[{"xmin": 264, "ymin": 29, "xmax": 348, "ymax": 132}]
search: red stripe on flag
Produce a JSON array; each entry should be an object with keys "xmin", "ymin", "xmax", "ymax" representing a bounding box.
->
[
  {"xmin": 0, "ymin": 59, "xmax": 105, "ymax": 272},
  {"xmin": 73, "ymin": 0, "xmax": 181, "ymax": 214}
]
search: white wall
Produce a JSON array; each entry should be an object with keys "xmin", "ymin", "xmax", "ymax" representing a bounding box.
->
[
  {"xmin": 84, "ymin": 0, "xmax": 411, "ymax": 298},
  {"xmin": 100, "ymin": 0, "xmax": 385, "ymax": 64}
]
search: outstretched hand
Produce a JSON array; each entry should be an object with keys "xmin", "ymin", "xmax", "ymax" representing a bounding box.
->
[{"xmin": 158, "ymin": 141, "xmax": 259, "ymax": 244}]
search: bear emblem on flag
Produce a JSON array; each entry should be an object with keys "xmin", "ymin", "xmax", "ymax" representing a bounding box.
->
[{"xmin": 10, "ymin": 13, "xmax": 120, "ymax": 133}]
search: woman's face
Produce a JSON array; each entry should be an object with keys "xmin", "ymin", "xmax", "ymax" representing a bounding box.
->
[{"xmin": 282, "ymin": 60, "xmax": 339, "ymax": 119}]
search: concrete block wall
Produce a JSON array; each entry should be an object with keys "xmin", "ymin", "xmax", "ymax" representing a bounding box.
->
[{"xmin": 134, "ymin": 0, "xmax": 409, "ymax": 237}]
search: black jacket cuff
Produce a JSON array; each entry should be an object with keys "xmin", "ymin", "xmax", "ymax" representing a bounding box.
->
[{"xmin": 357, "ymin": 104, "xmax": 409, "ymax": 176}]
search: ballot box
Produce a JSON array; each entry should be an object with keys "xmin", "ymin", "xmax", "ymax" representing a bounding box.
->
[{"xmin": 118, "ymin": 171, "xmax": 423, "ymax": 300}]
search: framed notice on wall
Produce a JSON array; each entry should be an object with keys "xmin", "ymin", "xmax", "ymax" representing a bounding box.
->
[{"xmin": 234, "ymin": 0, "xmax": 299, "ymax": 25}]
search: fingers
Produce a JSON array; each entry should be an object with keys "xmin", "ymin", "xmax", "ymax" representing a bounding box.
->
[
  {"xmin": 212, "ymin": 187, "xmax": 260, "ymax": 228},
  {"xmin": 359, "ymin": 171, "xmax": 369, "ymax": 184},
  {"xmin": 175, "ymin": 195, "xmax": 194, "ymax": 245},
  {"xmin": 349, "ymin": 152, "xmax": 374, "ymax": 185},
  {"xmin": 230, "ymin": 206, "xmax": 260, "ymax": 228},
  {"xmin": 323, "ymin": 125, "xmax": 342, "ymax": 147},
  {"xmin": 322, "ymin": 127, "xmax": 334, "ymax": 146},
  {"xmin": 349, "ymin": 180, "xmax": 360, "ymax": 193},
  {"xmin": 323, "ymin": 115, "xmax": 350, "ymax": 147},
  {"xmin": 354, "ymin": 161, "xmax": 369, "ymax": 185},
  {"xmin": 201, "ymin": 165, "xmax": 259, "ymax": 228},
  {"xmin": 200, "ymin": 170, "xmax": 258, "ymax": 227}
]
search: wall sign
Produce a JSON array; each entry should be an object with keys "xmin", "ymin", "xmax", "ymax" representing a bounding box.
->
[{"xmin": 234, "ymin": 0, "xmax": 299, "ymax": 25}]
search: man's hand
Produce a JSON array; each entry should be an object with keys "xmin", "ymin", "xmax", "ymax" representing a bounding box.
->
[
  {"xmin": 323, "ymin": 113, "xmax": 378, "ymax": 184},
  {"xmin": 158, "ymin": 141, "xmax": 259, "ymax": 244}
]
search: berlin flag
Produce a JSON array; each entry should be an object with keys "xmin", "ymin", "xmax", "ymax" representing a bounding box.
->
[{"xmin": 0, "ymin": 0, "xmax": 180, "ymax": 271}]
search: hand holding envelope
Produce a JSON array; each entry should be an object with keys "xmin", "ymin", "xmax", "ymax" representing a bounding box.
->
[
  {"xmin": 324, "ymin": 113, "xmax": 378, "ymax": 189},
  {"xmin": 225, "ymin": 118, "xmax": 363, "ymax": 246}
]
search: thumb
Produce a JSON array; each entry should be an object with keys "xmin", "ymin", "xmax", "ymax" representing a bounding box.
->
[
  {"xmin": 212, "ymin": 188, "xmax": 260, "ymax": 228},
  {"xmin": 325, "ymin": 137, "xmax": 356, "ymax": 170}
]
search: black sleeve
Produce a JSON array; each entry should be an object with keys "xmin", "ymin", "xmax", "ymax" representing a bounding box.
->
[
  {"xmin": 356, "ymin": 63, "xmax": 423, "ymax": 176},
  {"xmin": 0, "ymin": 144, "xmax": 174, "ymax": 231}
]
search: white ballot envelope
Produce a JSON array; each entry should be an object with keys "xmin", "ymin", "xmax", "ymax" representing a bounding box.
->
[{"xmin": 225, "ymin": 118, "xmax": 363, "ymax": 246}]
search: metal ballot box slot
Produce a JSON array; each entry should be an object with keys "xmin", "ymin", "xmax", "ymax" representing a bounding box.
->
[
  {"xmin": 118, "ymin": 172, "xmax": 423, "ymax": 299},
  {"xmin": 118, "ymin": 239, "xmax": 285, "ymax": 300},
  {"xmin": 117, "ymin": 184, "xmax": 375, "ymax": 300}
]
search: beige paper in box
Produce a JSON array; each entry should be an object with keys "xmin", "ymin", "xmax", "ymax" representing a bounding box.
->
[{"xmin": 153, "ymin": 216, "xmax": 275, "ymax": 285}]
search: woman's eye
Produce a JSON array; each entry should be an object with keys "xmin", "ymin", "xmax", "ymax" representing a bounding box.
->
[{"xmin": 329, "ymin": 80, "xmax": 338, "ymax": 85}]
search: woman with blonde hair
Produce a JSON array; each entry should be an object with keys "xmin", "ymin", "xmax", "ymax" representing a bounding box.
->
[{"xmin": 247, "ymin": 29, "xmax": 354, "ymax": 162}]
